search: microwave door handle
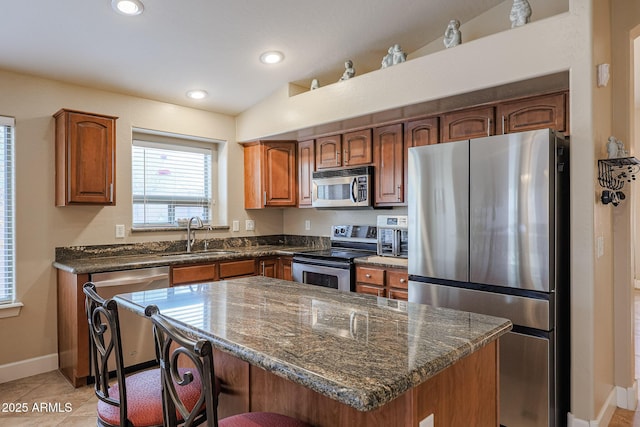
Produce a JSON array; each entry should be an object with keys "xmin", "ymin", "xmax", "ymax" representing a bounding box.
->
[{"xmin": 350, "ymin": 177, "xmax": 357, "ymax": 203}]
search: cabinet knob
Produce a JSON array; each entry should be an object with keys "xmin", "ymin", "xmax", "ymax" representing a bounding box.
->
[
  {"xmin": 365, "ymin": 273, "xmax": 371, "ymax": 278},
  {"xmin": 399, "ymin": 278, "xmax": 406, "ymax": 283}
]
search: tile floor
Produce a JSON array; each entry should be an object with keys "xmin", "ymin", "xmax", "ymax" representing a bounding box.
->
[
  {"xmin": 3, "ymin": 292, "xmax": 640, "ymax": 426},
  {"xmin": 607, "ymin": 290, "xmax": 640, "ymax": 427},
  {"xmin": 0, "ymin": 370, "xmax": 97, "ymax": 426}
]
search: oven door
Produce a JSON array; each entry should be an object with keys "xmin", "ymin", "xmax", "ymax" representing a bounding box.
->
[{"xmin": 292, "ymin": 258, "xmax": 352, "ymax": 292}]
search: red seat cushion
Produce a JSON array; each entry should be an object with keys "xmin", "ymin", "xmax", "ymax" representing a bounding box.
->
[
  {"xmin": 219, "ymin": 412, "xmax": 310, "ymax": 427},
  {"xmin": 96, "ymin": 368, "xmax": 204, "ymax": 426}
]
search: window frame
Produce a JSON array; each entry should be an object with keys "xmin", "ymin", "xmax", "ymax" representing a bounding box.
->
[
  {"xmin": 0, "ymin": 116, "xmax": 15, "ymax": 307},
  {"xmin": 132, "ymin": 131, "xmax": 219, "ymax": 229}
]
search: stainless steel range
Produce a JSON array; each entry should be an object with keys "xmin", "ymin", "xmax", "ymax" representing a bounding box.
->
[{"xmin": 292, "ymin": 225, "xmax": 377, "ymax": 292}]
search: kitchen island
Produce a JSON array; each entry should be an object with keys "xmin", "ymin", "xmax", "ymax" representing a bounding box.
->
[{"xmin": 115, "ymin": 276, "xmax": 511, "ymax": 426}]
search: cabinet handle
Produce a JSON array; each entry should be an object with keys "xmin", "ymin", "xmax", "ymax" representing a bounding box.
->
[
  {"xmin": 377, "ymin": 289, "xmax": 382, "ymax": 297},
  {"xmin": 501, "ymin": 116, "xmax": 505, "ymax": 134},
  {"xmin": 343, "ymin": 149, "xmax": 348, "ymax": 165},
  {"xmin": 263, "ymin": 191, "xmax": 267, "ymax": 206},
  {"xmin": 397, "ymin": 185, "xmax": 401, "ymax": 201},
  {"xmin": 487, "ymin": 118, "xmax": 491, "ymax": 136},
  {"xmin": 109, "ymin": 183, "xmax": 113, "ymax": 203},
  {"xmin": 336, "ymin": 150, "xmax": 341, "ymax": 165},
  {"xmin": 261, "ymin": 261, "xmax": 265, "ymax": 276}
]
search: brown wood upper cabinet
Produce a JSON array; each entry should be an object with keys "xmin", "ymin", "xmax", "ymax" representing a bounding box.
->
[
  {"xmin": 373, "ymin": 124, "xmax": 404, "ymax": 206},
  {"xmin": 315, "ymin": 129, "xmax": 372, "ymax": 170},
  {"xmin": 441, "ymin": 106, "xmax": 495, "ymax": 143},
  {"xmin": 243, "ymin": 140, "xmax": 297, "ymax": 209},
  {"xmin": 54, "ymin": 109, "xmax": 117, "ymax": 206},
  {"xmin": 404, "ymin": 117, "xmax": 439, "ymax": 202},
  {"xmin": 496, "ymin": 92, "xmax": 568, "ymax": 135},
  {"xmin": 297, "ymin": 140, "xmax": 315, "ymax": 207}
]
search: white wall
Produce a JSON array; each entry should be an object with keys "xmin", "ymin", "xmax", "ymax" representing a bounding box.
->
[{"xmin": 237, "ymin": 1, "xmax": 612, "ymax": 423}]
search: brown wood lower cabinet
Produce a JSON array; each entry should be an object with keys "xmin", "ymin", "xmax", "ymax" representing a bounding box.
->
[
  {"xmin": 355, "ymin": 264, "xmax": 408, "ymax": 301},
  {"xmin": 171, "ymin": 263, "xmax": 218, "ymax": 285},
  {"xmin": 218, "ymin": 339, "xmax": 499, "ymax": 426},
  {"xmin": 219, "ymin": 259, "xmax": 256, "ymax": 279},
  {"xmin": 279, "ymin": 256, "xmax": 293, "ymax": 281}
]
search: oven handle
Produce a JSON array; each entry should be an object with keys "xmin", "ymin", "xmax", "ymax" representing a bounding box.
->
[{"xmin": 292, "ymin": 257, "xmax": 351, "ymax": 269}]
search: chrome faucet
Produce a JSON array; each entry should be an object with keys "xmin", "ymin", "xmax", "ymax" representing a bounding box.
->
[{"xmin": 186, "ymin": 216, "xmax": 203, "ymax": 253}]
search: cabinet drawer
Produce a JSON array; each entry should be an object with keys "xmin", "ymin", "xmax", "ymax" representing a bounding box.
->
[
  {"xmin": 387, "ymin": 288, "xmax": 408, "ymax": 301},
  {"xmin": 172, "ymin": 264, "xmax": 218, "ymax": 285},
  {"xmin": 387, "ymin": 270, "xmax": 408, "ymax": 290},
  {"xmin": 220, "ymin": 259, "xmax": 256, "ymax": 279},
  {"xmin": 356, "ymin": 283, "xmax": 385, "ymax": 297},
  {"xmin": 356, "ymin": 266, "xmax": 384, "ymax": 285}
]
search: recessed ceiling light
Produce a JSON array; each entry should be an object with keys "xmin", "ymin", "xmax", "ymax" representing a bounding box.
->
[
  {"xmin": 259, "ymin": 51, "xmax": 284, "ymax": 65},
  {"xmin": 186, "ymin": 90, "xmax": 208, "ymax": 100},
  {"xmin": 111, "ymin": 0, "xmax": 144, "ymax": 16}
]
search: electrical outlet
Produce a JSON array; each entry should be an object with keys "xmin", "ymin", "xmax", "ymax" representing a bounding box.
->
[
  {"xmin": 115, "ymin": 224, "xmax": 125, "ymax": 239},
  {"xmin": 232, "ymin": 220, "xmax": 240, "ymax": 232},
  {"xmin": 245, "ymin": 220, "xmax": 255, "ymax": 231},
  {"xmin": 305, "ymin": 220, "xmax": 311, "ymax": 231}
]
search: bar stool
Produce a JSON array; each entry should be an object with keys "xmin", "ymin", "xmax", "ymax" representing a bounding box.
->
[
  {"xmin": 84, "ymin": 282, "xmax": 215, "ymax": 426},
  {"xmin": 144, "ymin": 304, "xmax": 311, "ymax": 427}
]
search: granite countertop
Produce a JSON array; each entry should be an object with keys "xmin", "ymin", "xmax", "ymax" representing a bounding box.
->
[
  {"xmin": 53, "ymin": 245, "xmax": 313, "ymax": 275},
  {"xmin": 355, "ymin": 255, "xmax": 408, "ymax": 269},
  {"xmin": 115, "ymin": 276, "xmax": 512, "ymax": 412}
]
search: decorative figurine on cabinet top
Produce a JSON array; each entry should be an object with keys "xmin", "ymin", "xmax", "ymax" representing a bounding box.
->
[
  {"xmin": 381, "ymin": 46, "xmax": 393, "ymax": 68},
  {"xmin": 339, "ymin": 60, "xmax": 355, "ymax": 81},
  {"xmin": 391, "ymin": 44, "xmax": 407, "ymax": 65},
  {"xmin": 381, "ymin": 44, "xmax": 407, "ymax": 68},
  {"xmin": 509, "ymin": 0, "xmax": 532, "ymax": 28},
  {"xmin": 310, "ymin": 79, "xmax": 319, "ymax": 90},
  {"xmin": 443, "ymin": 19, "xmax": 462, "ymax": 48}
]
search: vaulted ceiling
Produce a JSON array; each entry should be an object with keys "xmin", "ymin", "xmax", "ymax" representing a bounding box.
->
[{"xmin": 0, "ymin": 0, "xmax": 506, "ymax": 115}]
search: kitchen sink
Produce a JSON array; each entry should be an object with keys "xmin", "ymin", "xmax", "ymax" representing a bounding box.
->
[{"xmin": 160, "ymin": 250, "xmax": 236, "ymax": 257}]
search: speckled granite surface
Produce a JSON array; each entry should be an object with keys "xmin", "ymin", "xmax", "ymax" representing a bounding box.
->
[
  {"xmin": 115, "ymin": 276, "xmax": 511, "ymax": 412},
  {"xmin": 355, "ymin": 255, "xmax": 408, "ymax": 269},
  {"xmin": 53, "ymin": 235, "xmax": 329, "ymax": 274}
]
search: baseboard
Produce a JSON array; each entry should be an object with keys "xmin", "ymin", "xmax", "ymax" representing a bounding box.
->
[
  {"xmin": 567, "ymin": 387, "xmax": 617, "ymax": 427},
  {"xmin": 616, "ymin": 381, "xmax": 638, "ymax": 410},
  {"xmin": 0, "ymin": 353, "xmax": 58, "ymax": 384}
]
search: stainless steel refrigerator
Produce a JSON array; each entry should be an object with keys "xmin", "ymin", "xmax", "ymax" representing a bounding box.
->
[{"xmin": 408, "ymin": 129, "xmax": 569, "ymax": 427}]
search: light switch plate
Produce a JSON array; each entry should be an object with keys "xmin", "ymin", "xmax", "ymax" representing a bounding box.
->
[
  {"xmin": 232, "ymin": 220, "xmax": 240, "ymax": 232},
  {"xmin": 305, "ymin": 220, "xmax": 311, "ymax": 231},
  {"xmin": 115, "ymin": 224, "xmax": 125, "ymax": 239},
  {"xmin": 419, "ymin": 414, "xmax": 434, "ymax": 427},
  {"xmin": 245, "ymin": 220, "xmax": 255, "ymax": 231}
]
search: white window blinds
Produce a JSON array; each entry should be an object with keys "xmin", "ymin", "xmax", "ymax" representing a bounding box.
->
[
  {"xmin": 132, "ymin": 136, "xmax": 214, "ymax": 227},
  {"xmin": 0, "ymin": 116, "xmax": 15, "ymax": 304}
]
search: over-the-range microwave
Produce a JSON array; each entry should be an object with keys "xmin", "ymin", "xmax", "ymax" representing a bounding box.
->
[{"xmin": 311, "ymin": 166, "xmax": 373, "ymax": 208}]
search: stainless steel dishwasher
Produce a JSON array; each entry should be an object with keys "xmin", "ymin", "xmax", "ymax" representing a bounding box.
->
[{"xmin": 90, "ymin": 266, "xmax": 169, "ymax": 370}]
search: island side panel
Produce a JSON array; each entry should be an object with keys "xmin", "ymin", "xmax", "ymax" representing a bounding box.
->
[
  {"xmin": 56, "ymin": 269, "xmax": 89, "ymax": 387},
  {"xmin": 414, "ymin": 340, "xmax": 499, "ymax": 426},
  {"xmin": 213, "ymin": 348, "xmax": 250, "ymax": 419},
  {"xmin": 247, "ymin": 341, "xmax": 498, "ymax": 427}
]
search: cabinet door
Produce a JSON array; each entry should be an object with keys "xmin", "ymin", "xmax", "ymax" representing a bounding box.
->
[
  {"xmin": 258, "ymin": 257, "xmax": 278, "ymax": 278},
  {"xmin": 55, "ymin": 109, "xmax": 117, "ymax": 206},
  {"xmin": 373, "ymin": 124, "xmax": 404, "ymax": 206},
  {"xmin": 171, "ymin": 264, "xmax": 218, "ymax": 285},
  {"xmin": 264, "ymin": 142, "xmax": 297, "ymax": 207},
  {"xmin": 297, "ymin": 140, "xmax": 315, "ymax": 207},
  {"xmin": 279, "ymin": 256, "xmax": 293, "ymax": 281},
  {"xmin": 355, "ymin": 283, "xmax": 385, "ymax": 297},
  {"xmin": 441, "ymin": 106, "xmax": 495, "ymax": 142},
  {"xmin": 219, "ymin": 259, "xmax": 256, "ymax": 279},
  {"xmin": 315, "ymin": 135, "xmax": 342, "ymax": 169},
  {"xmin": 343, "ymin": 129, "xmax": 372, "ymax": 167},
  {"xmin": 497, "ymin": 92, "xmax": 568, "ymax": 135},
  {"xmin": 404, "ymin": 117, "xmax": 439, "ymax": 201}
]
